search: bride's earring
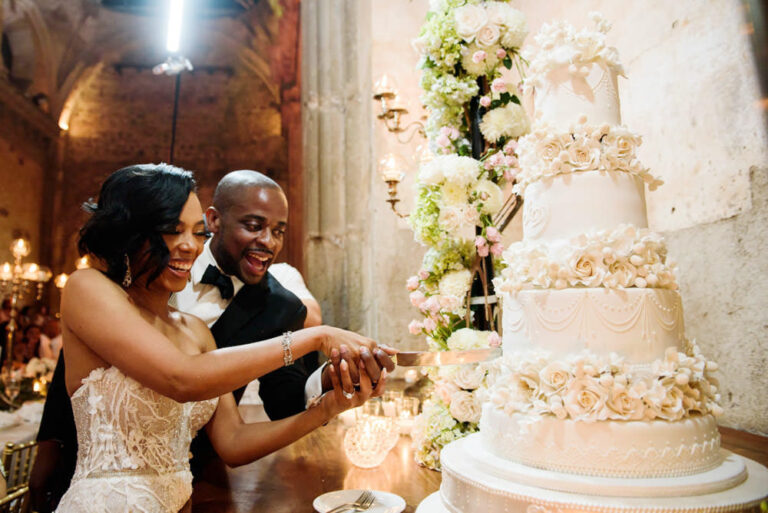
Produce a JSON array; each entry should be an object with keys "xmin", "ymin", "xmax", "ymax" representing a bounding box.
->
[{"xmin": 122, "ymin": 254, "xmax": 132, "ymax": 288}]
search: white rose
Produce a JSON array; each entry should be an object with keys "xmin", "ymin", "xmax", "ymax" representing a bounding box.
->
[
  {"xmin": 441, "ymin": 181, "xmax": 468, "ymax": 206},
  {"xmin": 567, "ymin": 252, "xmax": 605, "ymax": 287},
  {"xmin": 453, "ymin": 366, "xmax": 486, "ymax": 390},
  {"xmin": 454, "ymin": 5, "xmax": 488, "ymax": 43},
  {"xmin": 484, "ymin": 2, "xmax": 507, "ymax": 25},
  {"xmin": 449, "ymin": 390, "xmax": 482, "ymax": 423},
  {"xmin": 438, "ymin": 206, "xmax": 464, "ymax": 235},
  {"xmin": 655, "ymin": 378, "xmax": 686, "ymax": 421},
  {"xmin": 471, "ymin": 179, "xmax": 504, "ymax": 215},
  {"xmin": 476, "ymin": 23, "xmax": 501, "ymax": 47},
  {"xmin": 565, "ymin": 143, "xmax": 601, "ymax": 173},
  {"xmin": 500, "ymin": 8, "xmax": 528, "ymax": 48},
  {"xmin": 439, "ymin": 269, "xmax": 472, "ymax": 298},
  {"xmin": 564, "ymin": 376, "xmax": 609, "ymax": 420},
  {"xmin": 606, "ymin": 387, "xmax": 646, "ymax": 420}
]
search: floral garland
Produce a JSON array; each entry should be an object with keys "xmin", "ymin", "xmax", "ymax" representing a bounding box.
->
[
  {"xmin": 513, "ymin": 119, "xmax": 664, "ymax": 196},
  {"xmin": 496, "ymin": 224, "xmax": 678, "ymax": 293},
  {"xmin": 487, "ymin": 341, "xmax": 723, "ymax": 422},
  {"xmin": 408, "ymin": 0, "xmax": 530, "ymax": 470}
]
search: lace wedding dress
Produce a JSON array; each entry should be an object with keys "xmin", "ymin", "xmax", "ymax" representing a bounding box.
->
[{"xmin": 56, "ymin": 366, "xmax": 218, "ymax": 513}]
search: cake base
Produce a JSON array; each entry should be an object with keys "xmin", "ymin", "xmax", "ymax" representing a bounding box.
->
[{"xmin": 415, "ymin": 434, "xmax": 768, "ymax": 513}]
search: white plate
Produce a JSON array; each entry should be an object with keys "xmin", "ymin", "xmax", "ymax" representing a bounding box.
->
[{"xmin": 313, "ymin": 489, "xmax": 406, "ymax": 513}]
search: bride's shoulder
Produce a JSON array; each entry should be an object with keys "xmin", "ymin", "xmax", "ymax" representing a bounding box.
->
[{"xmin": 63, "ymin": 268, "xmax": 124, "ymax": 300}]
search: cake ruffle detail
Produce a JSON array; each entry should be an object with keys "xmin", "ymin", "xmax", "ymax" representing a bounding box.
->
[
  {"xmin": 496, "ymin": 224, "xmax": 678, "ymax": 292},
  {"xmin": 513, "ymin": 119, "xmax": 664, "ymax": 196},
  {"xmin": 487, "ymin": 342, "xmax": 723, "ymax": 422}
]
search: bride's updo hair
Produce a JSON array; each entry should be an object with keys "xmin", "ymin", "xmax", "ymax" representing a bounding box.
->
[{"xmin": 78, "ymin": 163, "xmax": 197, "ymax": 287}]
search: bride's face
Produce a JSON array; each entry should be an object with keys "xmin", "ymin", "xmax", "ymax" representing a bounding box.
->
[{"xmin": 153, "ymin": 192, "xmax": 207, "ymax": 293}]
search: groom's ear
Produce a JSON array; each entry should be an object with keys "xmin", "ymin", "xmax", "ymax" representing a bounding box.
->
[{"xmin": 205, "ymin": 207, "xmax": 221, "ymax": 234}]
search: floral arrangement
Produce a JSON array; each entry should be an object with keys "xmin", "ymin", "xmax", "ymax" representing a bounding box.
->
[
  {"xmin": 513, "ymin": 118, "xmax": 664, "ymax": 196},
  {"xmin": 407, "ymin": 0, "xmax": 530, "ymax": 470},
  {"xmin": 521, "ymin": 12, "xmax": 624, "ymax": 96},
  {"xmin": 488, "ymin": 341, "xmax": 723, "ymax": 422},
  {"xmin": 410, "ymin": 329, "xmax": 499, "ymax": 470},
  {"xmin": 497, "ymin": 224, "xmax": 678, "ymax": 292}
]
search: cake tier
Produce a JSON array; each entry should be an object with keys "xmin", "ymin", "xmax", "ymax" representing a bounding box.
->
[
  {"xmin": 480, "ymin": 406, "xmax": 721, "ymax": 478},
  {"xmin": 501, "ymin": 288, "xmax": 685, "ymax": 363},
  {"xmin": 535, "ymin": 62, "xmax": 620, "ymax": 129},
  {"xmin": 523, "ymin": 171, "xmax": 647, "ymax": 241},
  {"xmin": 415, "ymin": 434, "xmax": 768, "ymax": 513}
]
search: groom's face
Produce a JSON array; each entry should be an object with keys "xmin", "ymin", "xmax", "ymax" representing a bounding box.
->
[{"xmin": 207, "ymin": 186, "xmax": 288, "ymax": 285}]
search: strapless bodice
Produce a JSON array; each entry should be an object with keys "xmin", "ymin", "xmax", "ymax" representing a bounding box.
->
[{"xmin": 56, "ymin": 366, "xmax": 218, "ymax": 512}]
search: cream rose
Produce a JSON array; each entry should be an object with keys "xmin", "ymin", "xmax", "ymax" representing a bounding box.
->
[
  {"xmin": 539, "ymin": 361, "xmax": 572, "ymax": 395},
  {"xmin": 449, "ymin": 390, "xmax": 482, "ymax": 423},
  {"xmin": 476, "ymin": 23, "xmax": 501, "ymax": 47},
  {"xmin": 608, "ymin": 259, "xmax": 638, "ymax": 288},
  {"xmin": 565, "ymin": 143, "xmax": 601, "ymax": 173},
  {"xmin": 441, "ymin": 181, "xmax": 468, "ymax": 206},
  {"xmin": 606, "ymin": 387, "xmax": 646, "ymax": 420},
  {"xmin": 453, "ymin": 366, "xmax": 486, "ymax": 390},
  {"xmin": 567, "ymin": 252, "xmax": 604, "ymax": 287},
  {"xmin": 564, "ymin": 376, "xmax": 609, "ymax": 420},
  {"xmin": 454, "ymin": 5, "xmax": 488, "ymax": 43}
]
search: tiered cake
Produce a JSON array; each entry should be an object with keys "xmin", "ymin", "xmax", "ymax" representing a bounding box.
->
[{"xmin": 418, "ymin": 15, "xmax": 768, "ymax": 513}]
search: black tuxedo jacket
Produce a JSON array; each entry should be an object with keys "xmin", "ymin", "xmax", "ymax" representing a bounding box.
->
[{"xmin": 36, "ymin": 272, "xmax": 313, "ymax": 502}]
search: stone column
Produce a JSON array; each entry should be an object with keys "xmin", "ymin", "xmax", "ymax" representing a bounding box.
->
[{"xmin": 302, "ymin": 0, "xmax": 374, "ymax": 333}]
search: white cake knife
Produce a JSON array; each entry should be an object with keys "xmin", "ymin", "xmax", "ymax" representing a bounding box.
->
[{"xmin": 394, "ymin": 347, "xmax": 502, "ymax": 367}]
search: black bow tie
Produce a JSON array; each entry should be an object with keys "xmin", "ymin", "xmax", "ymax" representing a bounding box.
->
[{"xmin": 200, "ymin": 264, "xmax": 234, "ymax": 300}]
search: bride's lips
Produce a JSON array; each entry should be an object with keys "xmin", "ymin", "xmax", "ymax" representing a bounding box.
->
[
  {"xmin": 243, "ymin": 250, "xmax": 272, "ymax": 275},
  {"xmin": 166, "ymin": 259, "xmax": 193, "ymax": 279}
]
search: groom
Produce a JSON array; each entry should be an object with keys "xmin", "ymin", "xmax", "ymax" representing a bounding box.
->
[{"xmin": 31, "ymin": 170, "xmax": 394, "ymax": 511}]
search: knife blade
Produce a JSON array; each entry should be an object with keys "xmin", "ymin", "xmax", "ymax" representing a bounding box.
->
[{"xmin": 394, "ymin": 347, "xmax": 502, "ymax": 367}]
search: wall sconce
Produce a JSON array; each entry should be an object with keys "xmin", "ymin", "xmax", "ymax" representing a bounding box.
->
[
  {"xmin": 378, "ymin": 153, "xmax": 410, "ymax": 218},
  {"xmin": 373, "ymin": 75, "xmax": 426, "ymax": 144},
  {"xmin": 75, "ymin": 255, "xmax": 91, "ymax": 270}
]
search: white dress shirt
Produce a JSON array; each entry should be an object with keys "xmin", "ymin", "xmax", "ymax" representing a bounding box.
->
[{"xmin": 173, "ymin": 241, "xmax": 323, "ymax": 414}]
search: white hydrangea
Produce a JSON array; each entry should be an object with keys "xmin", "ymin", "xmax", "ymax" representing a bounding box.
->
[
  {"xmin": 438, "ymin": 269, "xmax": 472, "ymax": 298},
  {"xmin": 480, "ymin": 103, "xmax": 530, "ymax": 143}
]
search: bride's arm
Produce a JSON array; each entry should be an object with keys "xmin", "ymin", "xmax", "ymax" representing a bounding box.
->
[{"xmin": 62, "ymin": 269, "xmax": 376, "ymax": 401}]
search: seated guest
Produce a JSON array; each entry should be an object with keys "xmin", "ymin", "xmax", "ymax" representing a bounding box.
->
[{"xmin": 39, "ymin": 318, "xmax": 63, "ymax": 360}]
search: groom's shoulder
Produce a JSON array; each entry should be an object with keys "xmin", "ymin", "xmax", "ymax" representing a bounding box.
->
[{"xmin": 264, "ymin": 272, "xmax": 303, "ymax": 309}]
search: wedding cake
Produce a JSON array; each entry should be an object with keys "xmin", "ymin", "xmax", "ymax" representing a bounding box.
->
[{"xmin": 418, "ymin": 15, "xmax": 768, "ymax": 513}]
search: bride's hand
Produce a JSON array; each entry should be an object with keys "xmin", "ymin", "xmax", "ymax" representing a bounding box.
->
[
  {"xmin": 324, "ymin": 362, "xmax": 387, "ymax": 416},
  {"xmin": 316, "ymin": 326, "xmax": 384, "ymax": 362}
]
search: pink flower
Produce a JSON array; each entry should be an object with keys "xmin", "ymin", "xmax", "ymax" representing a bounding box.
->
[
  {"xmin": 496, "ymin": 48, "xmax": 507, "ymax": 59},
  {"xmin": 408, "ymin": 320, "xmax": 423, "ymax": 335},
  {"xmin": 436, "ymin": 134, "xmax": 451, "ymax": 147},
  {"xmin": 504, "ymin": 168, "xmax": 520, "ymax": 181},
  {"xmin": 449, "ymin": 127, "xmax": 460, "ymax": 140},
  {"xmin": 479, "ymin": 95, "xmax": 491, "ymax": 108},
  {"xmin": 439, "ymin": 295, "xmax": 462, "ymax": 311},
  {"xmin": 491, "ymin": 78, "xmax": 506, "ymax": 93},
  {"xmin": 486, "ymin": 226, "xmax": 501, "ymax": 243},
  {"xmin": 475, "ymin": 235, "xmax": 488, "ymax": 249},
  {"xmin": 410, "ymin": 290, "xmax": 426, "ymax": 308},
  {"xmin": 471, "ymin": 50, "xmax": 487, "ymax": 63},
  {"xmin": 490, "ymin": 243, "xmax": 504, "ymax": 256},
  {"xmin": 490, "ymin": 152, "xmax": 504, "ymax": 167},
  {"xmin": 504, "ymin": 155, "xmax": 518, "ymax": 167},
  {"xmin": 503, "ymin": 139, "xmax": 518, "ymax": 155},
  {"xmin": 439, "ymin": 126, "xmax": 452, "ymax": 137},
  {"xmin": 423, "ymin": 317, "xmax": 438, "ymax": 332},
  {"xmin": 488, "ymin": 331, "xmax": 502, "ymax": 347},
  {"xmin": 422, "ymin": 296, "xmax": 441, "ymax": 314},
  {"xmin": 483, "ymin": 159, "xmax": 494, "ymax": 170},
  {"xmin": 406, "ymin": 276, "xmax": 420, "ymax": 291},
  {"xmin": 477, "ymin": 244, "xmax": 489, "ymax": 257},
  {"xmin": 418, "ymin": 269, "xmax": 430, "ymax": 280}
]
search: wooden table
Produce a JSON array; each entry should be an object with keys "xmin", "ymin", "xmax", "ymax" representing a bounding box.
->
[
  {"xmin": 190, "ymin": 405, "xmax": 441, "ymax": 513},
  {"xmin": 190, "ymin": 406, "xmax": 768, "ymax": 513}
]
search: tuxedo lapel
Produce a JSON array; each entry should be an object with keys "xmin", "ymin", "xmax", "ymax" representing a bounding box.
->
[{"xmin": 210, "ymin": 282, "xmax": 268, "ymax": 348}]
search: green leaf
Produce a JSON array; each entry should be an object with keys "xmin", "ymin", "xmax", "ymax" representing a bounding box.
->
[
  {"xmin": 490, "ymin": 99, "xmax": 502, "ymax": 109},
  {"xmin": 503, "ymin": 55, "xmax": 513, "ymax": 69},
  {"xmin": 500, "ymin": 92, "xmax": 511, "ymax": 104},
  {"xmin": 511, "ymin": 95, "xmax": 521, "ymax": 105}
]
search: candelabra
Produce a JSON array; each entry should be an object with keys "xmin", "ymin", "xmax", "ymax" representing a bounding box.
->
[{"xmin": 0, "ymin": 238, "xmax": 51, "ymax": 405}]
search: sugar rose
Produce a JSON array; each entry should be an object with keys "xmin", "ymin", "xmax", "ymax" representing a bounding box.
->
[
  {"xmin": 539, "ymin": 361, "xmax": 572, "ymax": 395},
  {"xmin": 453, "ymin": 365, "xmax": 486, "ymax": 390},
  {"xmin": 564, "ymin": 376, "xmax": 609, "ymax": 420}
]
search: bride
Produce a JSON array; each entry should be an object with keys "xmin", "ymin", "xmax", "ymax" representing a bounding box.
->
[{"xmin": 55, "ymin": 164, "xmax": 389, "ymax": 512}]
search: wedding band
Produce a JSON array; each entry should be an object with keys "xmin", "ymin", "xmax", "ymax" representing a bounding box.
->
[{"xmin": 342, "ymin": 390, "xmax": 354, "ymax": 400}]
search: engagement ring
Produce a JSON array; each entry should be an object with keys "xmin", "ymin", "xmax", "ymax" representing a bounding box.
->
[{"xmin": 342, "ymin": 390, "xmax": 354, "ymax": 399}]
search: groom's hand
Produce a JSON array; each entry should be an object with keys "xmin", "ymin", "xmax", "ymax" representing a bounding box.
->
[{"xmin": 322, "ymin": 345, "xmax": 397, "ymax": 393}]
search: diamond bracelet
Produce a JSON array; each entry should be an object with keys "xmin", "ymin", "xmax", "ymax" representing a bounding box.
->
[{"xmin": 281, "ymin": 331, "xmax": 293, "ymax": 366}]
